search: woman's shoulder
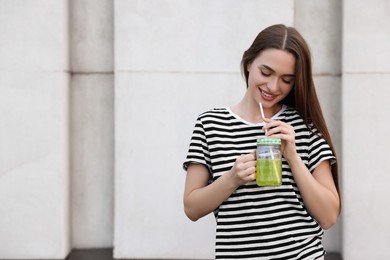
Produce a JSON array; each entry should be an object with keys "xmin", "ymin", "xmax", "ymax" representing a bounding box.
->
[
  {"xmin": 198, "ymin": 107, "xmax": 230, "ymax": 119},
  {"xmin": 278, "ymin": 105, "xmax": 301, "ymax": 120},
  {"xmin": 279, "ymin": 105, "xmax": 313, "ymax": 129},
  {"xmin": 281, "ymin": 106, "xmax": 319, "ymax": 134}
]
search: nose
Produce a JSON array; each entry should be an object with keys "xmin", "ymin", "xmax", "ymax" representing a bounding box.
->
[{"xmin": 267, "ymin": 77, "xmax": 278, "ymax": 91}]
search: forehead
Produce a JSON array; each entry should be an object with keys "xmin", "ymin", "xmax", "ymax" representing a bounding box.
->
[{"xmin": 253, "ymin": 48, "xmax": 296, "ymax": 75}]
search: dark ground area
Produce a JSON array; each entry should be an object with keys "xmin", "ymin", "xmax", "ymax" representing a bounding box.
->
[{"xmin": 63, "ymin": 248, "xmax": 343, "ymax": 260}]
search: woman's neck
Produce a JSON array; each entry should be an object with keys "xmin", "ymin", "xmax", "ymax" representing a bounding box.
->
[{"xmin": 231, "ymin": 98, "xmax": 282, "ymax": 124}]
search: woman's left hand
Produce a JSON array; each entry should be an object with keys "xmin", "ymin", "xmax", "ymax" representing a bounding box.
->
[{"xmin": 262, "ymin": 118, "xmax": 297, "ymax": 161}]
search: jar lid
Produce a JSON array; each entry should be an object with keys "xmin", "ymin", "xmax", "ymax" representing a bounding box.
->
[{"xmin": 257, "ymin": 137, "xmax": 281, "ymax": 145}]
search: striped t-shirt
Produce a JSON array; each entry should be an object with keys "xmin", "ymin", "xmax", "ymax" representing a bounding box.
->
[{"xmin": 183, "ymin": 105, "xmax": 336, "ymax": 260}]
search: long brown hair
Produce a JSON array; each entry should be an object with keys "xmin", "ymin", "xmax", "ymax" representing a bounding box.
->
[{"xmin": 241, "ymin": 24, "xmax": 340, "ymax": 203}]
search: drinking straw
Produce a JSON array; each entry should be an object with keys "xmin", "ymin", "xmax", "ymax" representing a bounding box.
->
[
  {"xmin": 259, "ymin": 102, "xmax": 279, "ymax": 182},
  {"xmin": 259, "ymin": 102, "xmax": 267, "ymax": 134}
]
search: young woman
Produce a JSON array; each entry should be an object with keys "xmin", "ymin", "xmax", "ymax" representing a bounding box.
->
[{"xmin": 183, "ymin": 24, "xmax": 340, "ymax": 260}]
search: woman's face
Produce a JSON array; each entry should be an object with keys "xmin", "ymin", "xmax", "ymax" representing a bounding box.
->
[{"xmin": 247, "ymin": 48, "xmax": 296, "ymax": 110}]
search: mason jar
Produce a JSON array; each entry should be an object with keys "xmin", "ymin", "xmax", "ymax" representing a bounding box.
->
[{"xmin": 256, "ymin": 136, "xmax": 282, "ymax": 186}]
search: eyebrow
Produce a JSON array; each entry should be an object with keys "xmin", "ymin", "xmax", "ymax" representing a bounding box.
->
[{"xmin": 261, "ymin": 64, "xmax": 295, "ymax": 77}]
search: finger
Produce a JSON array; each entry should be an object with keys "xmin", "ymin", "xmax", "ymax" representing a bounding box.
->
[
  {"xmin": 265, "ymin": 124, "xmax": 294, "ymax": 136},
  {"xmin": 236, "ymin": 154, "xmax": 256, "ymax": 165},
  {"xmin": 245, "ymin": 172, "xmax": 256, "ymax": 182},
  {"xmin": 237, "ymin": 163, "xmax": 255, "ymax": 174},
  {"xmin": 262, "ymin": 117, "xmax": 271, "ymax": 123},
  {"xmin": 263, "ymin": 119, "xmax": 278, "ymax": 126},
  {"xmin": 245, "ymin": 165, "xmax": 256, "ymax": 174},
  {"xmin": 270, "ymin": 133, "xmax": 295, "ymax": 143},
  {"xmin": 269, "ymin": 119, "xmax": 293, "ymax": 128},
  {"xmin": 263, "ymin": 120, "xmax": 280, "ymax": 133},
  {"xmin": 235, "ymin": 155, "xmax": 253, "ymax": 171},
  {"xmin": 239, "ymin": 153, "xmax": 256, "ymax": 162},
  {"xmin": 240, "ymin": 168, "xmax": 256, "ymax": 181},
  {"xmin": 264, "ymin": 120, "xmax": 287, "ymax": 131},
  {"xmin": 243, "ymin": 160, "xmax": 256, "ymax": 169},
  {"xmin": 235, "ymin": 154, "xmax": 245, "ymax": 164},
  {"xmin": 268, "ymin": 126, "xmax": 291, "ymax": 136}
]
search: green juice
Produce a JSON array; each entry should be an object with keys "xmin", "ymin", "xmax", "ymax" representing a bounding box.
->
[{"xmin": 256, "ymin": 159, "xmax": 282, "ymax": 186}]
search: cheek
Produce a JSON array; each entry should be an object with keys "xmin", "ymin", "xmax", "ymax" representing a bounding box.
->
[
  {"xmin": 247, "ymin": 74, "xmax": 255, "ymax": 87},
  {"xmin": 248, "ymin": 72, "xmax": 266, "ymax": 86},
  {"xmin": 281, "ymin": 84, "xmax": 294, "ymax": 94}
]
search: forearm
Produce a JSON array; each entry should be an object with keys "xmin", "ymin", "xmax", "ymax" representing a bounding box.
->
[
  {"xmin": 184, "ymin": 170, "xmax": 239, "ymax": 221},
  {"xmin": 287, "ymin": 154, "xmax": 340, "ymax": 229}
]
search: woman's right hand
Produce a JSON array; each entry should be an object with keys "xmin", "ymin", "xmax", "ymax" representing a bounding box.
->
[
  {"xmin": 228, "ymin": 153, "xmax": 257, "ymax": 186},
  {"xmin": 184, "ymin": 153, "xmax": 256, "ymax": 221}
]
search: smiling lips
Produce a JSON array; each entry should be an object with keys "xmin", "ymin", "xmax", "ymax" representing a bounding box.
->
[{"xmin": 260, "ymin": 88, "xmax": 277, "ymax": 102}]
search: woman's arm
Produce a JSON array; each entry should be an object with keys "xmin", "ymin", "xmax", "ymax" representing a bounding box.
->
[
  {"xmin": 286, "ymin": 155, "xmax": 340, "ymax": 229},
  {"xmin": 263, "ymin": 118, "xmax": 340, "ymax": 229},
  {"xmin": 183, "ymin": 154, "xmax": 256, "ymax": 221}
]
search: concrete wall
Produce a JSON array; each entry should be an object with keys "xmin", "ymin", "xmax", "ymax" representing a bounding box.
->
[
  {"xmin": 0, "ymin": 0, "xmax": 71, "ymax": 258},
  {"xmin": 342, "ymin": 0, "xmax": 390, "ymax": 259},
  {"xmin": 69, "ymin": 0, "xmax": 114, "ymax": 248},
  {"xmin": 1, "ymin": 0, "xmax": 390, "ymax": 259}
]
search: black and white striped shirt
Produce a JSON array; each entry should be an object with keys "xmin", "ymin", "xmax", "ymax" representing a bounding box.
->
[{"xmin": 183, "ymin": 105, "xmax": 335, "ymax": 260}]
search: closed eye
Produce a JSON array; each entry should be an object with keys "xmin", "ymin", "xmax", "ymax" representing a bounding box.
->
[
  {"xmin": 282, "ymin": 77, "xmax": 294, "ymax": 84},
  {"xmin": 260, "ymin": 69, "xmax": 271, "ymax": 77}
]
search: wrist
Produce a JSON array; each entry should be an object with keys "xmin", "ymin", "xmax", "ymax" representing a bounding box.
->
[
  {"xmin": 224, "ymin": 169, "xmax": 242, "ymax": 189},
  {"xmin": 285, "ymin": 152, "xmax": 301, "ymax": 164}
]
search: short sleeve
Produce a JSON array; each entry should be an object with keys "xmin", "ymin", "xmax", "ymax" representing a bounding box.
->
[
  {"xmin": 182, "ymin": 117, "xmax": 212, "ymax": 173},
  {"xmin": 308, "ymin": 127, "xmax": 336, "ymax": 172}
]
